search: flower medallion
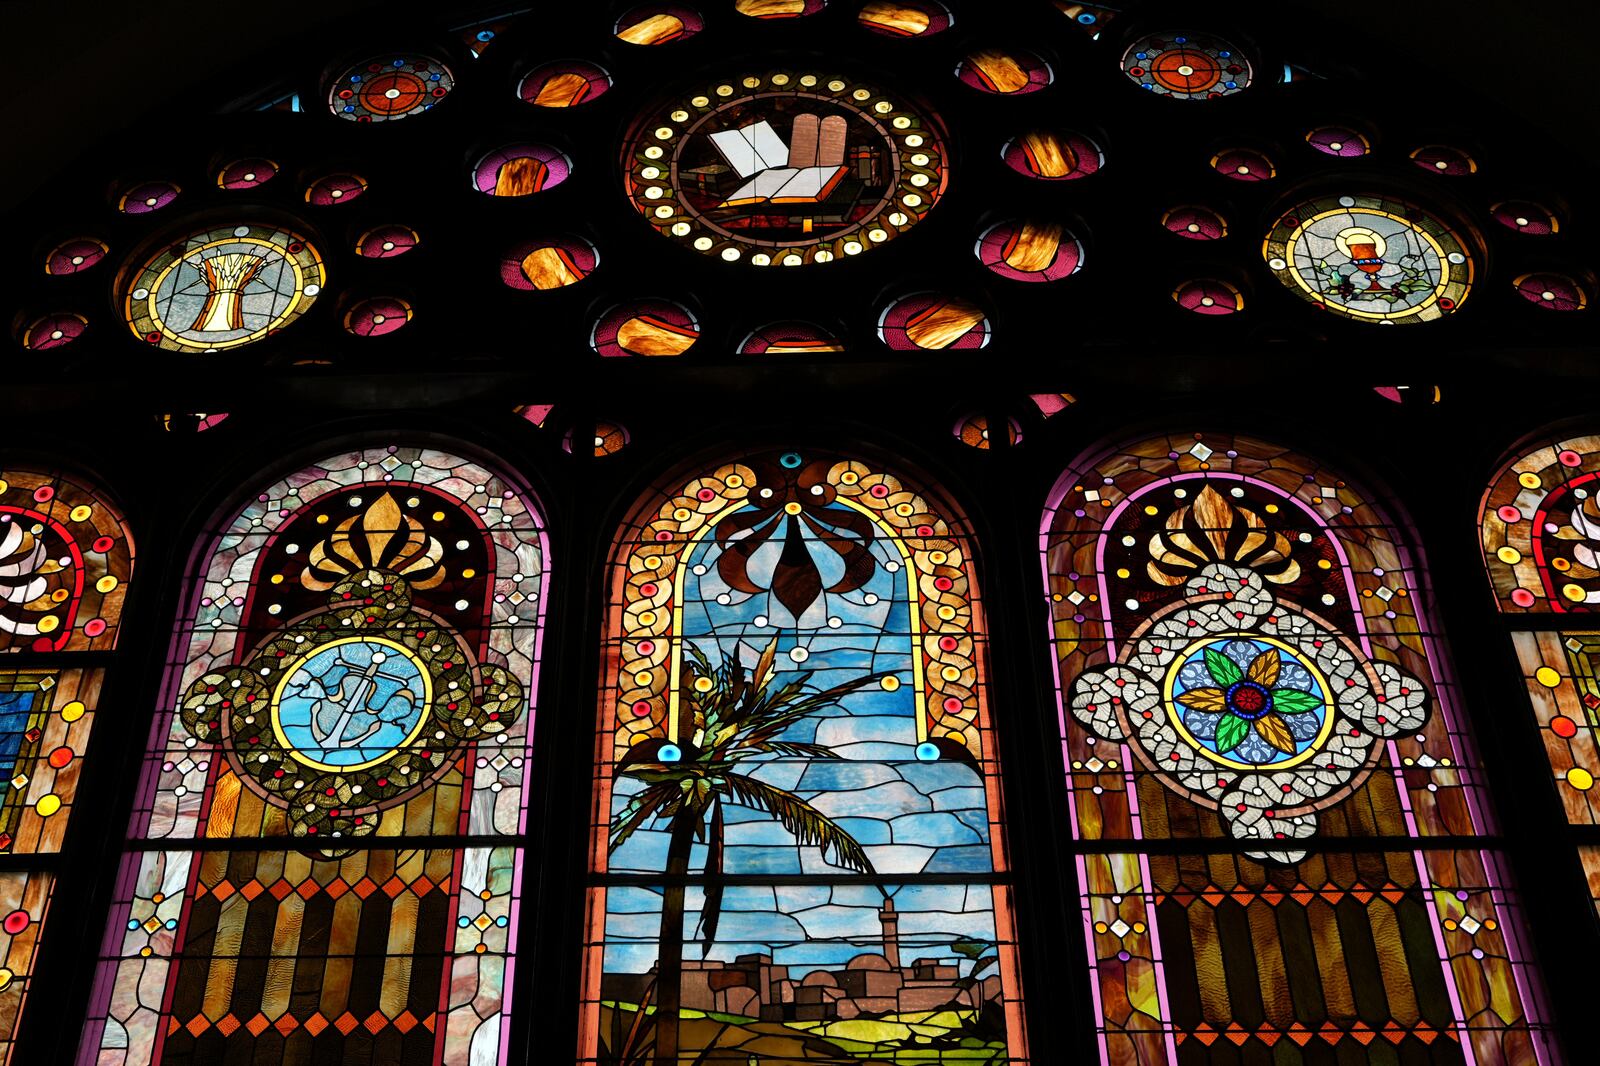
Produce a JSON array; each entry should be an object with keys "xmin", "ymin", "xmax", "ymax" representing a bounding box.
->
[{"xmin": 1070, "ymin": 561, "xmax": 1429, "ymax": 861}]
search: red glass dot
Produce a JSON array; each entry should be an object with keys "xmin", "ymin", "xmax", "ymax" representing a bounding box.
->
[
  {"xmin": 1560, "ymin": 450, "xmax": 1583, "ymax": 467},
  {"xmin": 943, "ymin": 696, "xmax": 962, "ymax": 712},
  {"xmin": 92, "ymin": 536, "xmax": 116, "ymax": 553},
  {"xmin": 1497, "ymin": 505, "xmax": 1523, "ymax": 523},
  {"xmin": 1553, "ymin": 716, "xmax": 1579, "ymax": 738},
  {"xmin": 31, "ymin": 486, "xmax": 54, "ymax": 503},
  {"xmin": 631, "ymin": 700, "xmax": 652, "ymax": 717},
  {"xmin": 84, "ymin": 618, "xmax": 107, "ymax": 637},
  {"xmin": 939, "ymin": 636, "xmax": 959, "ymax": 651},
  {"xmin": 2, "ymin": 911, "xmax": 29, "ymax": 935},
  {"xmin": 47, "ymin": 747, "xmax": 73, "ymax": 769}
]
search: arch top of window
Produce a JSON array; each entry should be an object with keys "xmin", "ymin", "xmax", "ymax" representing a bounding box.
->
[{"xmin": 0, "ymin": 466, "xmax": 133, "ymax": 655}]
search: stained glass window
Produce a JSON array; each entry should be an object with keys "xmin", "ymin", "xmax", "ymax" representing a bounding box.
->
[
  {"xmin": 1262, "ymin": 194, "xmax": 1474, "ymax": 324},
  {"xmin": 1482, "ymin": 432, "xmax": 1600, "ymax": 932},
  {"xmin": 1513, "ymin": 273, "xmax": 1588, "ymax": 311},
  {"xmin": 121, "ymin": 223, "xmax": 326, "ymax": 352},
  {"xmin": 44, "ymin": 238, "xmax": 108, "ymax": 275},
  {"xmin": 82, "ymin": 446, "xmax": 545, "ymax": 1064},
  {"xmin": 623, "ymin": 72, "xmax": 946, "ymax": 266},
  {"xmin": 1001, "ymin": 130, "xmax": 1103, "ymax": 181},
  {"xmin": 0, "ymin": 467, "xmax": 133, "ymax": 1062},
  {"xmin": 877, "ymin": 293, "xmax": 990, "ymax": 350},
  {"xmin": 857, "ymin": 1, "xmax": 952, "ymax": 37},
  {"xmin": 975, "ymin": 220, "xmax": 1084, "ymax": 283},
  {"xmin": 501, "ymin": 237, "xmax": 598, "ymax": 291},
  {"xmin": 1121, "ymin": 32, "xmax": 1252, "ymax": 99},
  {"xmin": 591, "ymin": 300, "xmax": 700, "ymax": 357},
  {"xmin": 583, "ymin": 450, "xmax": 1026, "ymax": 1063},
  {"xmin": 955, "ymin": 49, "xmax": 1053, "ymax": 95},
  {"xmin": 1046, "ymin": 432, "xmax": 1554, "ymax": 1062},
  {"xmin": 328, "ymin": 55, "xmax": 454, "ymax": 122},
  {"xmin": 518, "ymin": 61, "xmax": 611, "ymax": 108},
  {"xmin": 471, "ymin": 145, "xmax": 572, "ymax": 197}
]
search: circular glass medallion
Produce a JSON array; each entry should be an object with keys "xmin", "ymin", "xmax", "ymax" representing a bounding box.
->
[
  {"xmin": 624, "ymin": 71, "xmax": 947, "ymax": 265},
  {"xmin": 45, "ymin": 238, "xmax": 108, "ymax": 275},
  {"xmin": 519, "ymin": 61, "xmax": 612, "ymax": 108},
  {"xmin": 123, "ymin": 224, "xmax": 326, "ymax": 352},
  {"xmin": 1001, "ymin": 130, "xmax": 1103, "ymax": 180},
  {"xmin": 329, "ymin": 54, "xmax": 454, "ymax": 121},
  {"xmin": 272, "ymin": 636, "xmax": 432, "ymax": 771},
  {"xmin": 858, "ymin": 0, "xmax": 952, "ymax": 36},
  {"xmin": 1166, "ymin": 636, "xmax": 1332, "ymax": 770},
  {"xmin": 1122, "ymin": 32, "xmax": 1252, "ymax": 99},
  {"xmin": 975, "ymin": 219, "xmax": 1083, "ymax": 282},
  {"xmin": 1263, "ymin": 194, "xmax": 1473, "ymax": 323}
]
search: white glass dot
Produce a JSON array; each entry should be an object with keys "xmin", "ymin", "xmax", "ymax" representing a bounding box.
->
[
  {"xmin": 381, "ymin": 241, "xmax": 396, "ymax": 251},
  {"xmin": 863, "ymin": 593, "xmax": 879, "ymax": 605},
  {"xmin": 303, "ymin": 284, "xmax": 320, "ymax": 296},
  {"xmin": 384, "ymin": 87, "xmax": 402, "ymax": 99},
  {"xmin": 330, "ymin": 188, "xmax": 344, "ymax": 198},
  {"xmin": 455, "ymin": 599, "xmax": 469, "ymax": 610},
  {"xmin": 789, "ymin": 647, "xmax": 809, "ymax": 663},
  {"xmin": 754, "ymin": 615, "xmax": 769, "ymax": 627},
  {"xmin": 1124, "ymin": 598, "xmax": 1140, "ymax": 611},
  {"xmin": 1338, "ymin": 196, "xmax": 1356, "ymax": 207}
]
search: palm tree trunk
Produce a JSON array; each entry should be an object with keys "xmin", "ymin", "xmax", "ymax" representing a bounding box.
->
[{"xmin": 655, "ymin": 812, "xmax": 700, "ymax": 1062}]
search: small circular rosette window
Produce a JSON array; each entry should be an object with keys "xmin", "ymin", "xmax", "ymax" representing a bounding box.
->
[
  {"xmin": 955, "ymin": 48, "xmax": 1052, "ymax": 95},
  {"xmin": 472, "ymin": 144, "xmax": 572, "ymax": 197},
  {"xmin": 329, "ymin": 54, "xmax": 453, "ymax": 121},
  {"xmin": 45, "ymin": 239, "xmax": 108, "ymax": 275},
  {"xmin": 615, "ymin": 4, "xmax": 704, "ymax": 45},
  {"xmin": 1069, "ymin": 562, "xmax": 1429, "ymax": 862},
  {"xmin": 519, "ymin": 61, "xmax": 612, "ymax": 108},
  {"xmin": 625, "ymin": 70, "xmax": 946, "ymax": 265},
  {"xmin": 1122, "ymin": 32, "xmax": 1252, "ymax": 99},
  {"xmin": 975, "ymin": 219, "xmax": 1083, "ymax": 282},
  {"xmin": 877, "ymin": 293, "xmax": 989, "ymax": 350},
  {"xmin": 858, "ymin": 0, "xmax": 952, "ymax": 37},
  {"xmin": 118, "ymin": 181, "xmax": 179, "ymax": 215},
  {"xmin": 591, "ymin": 300, "xmax": 699, "ymax": 356},
  {"xmin": 1162, "ymin": 206, "xmax": 1227, "ymax": 240},
  {"xmin": 1001, "ymin": 130, "xmax": 1103, "ymax": 180},
  {"xmin": 1263, "ymin": 194, "xmax": 1473, "ymax": 324},
  {"xmin": 217, "ymin": 158, "xmax": 278, "ymax": 190},
  {"xmin": 501, "ymin": 237, "xmax": 598, "ymax": 290}
]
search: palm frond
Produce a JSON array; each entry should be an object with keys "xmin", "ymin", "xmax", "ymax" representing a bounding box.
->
[
  {"xmin": 723, "ymin": 772, "xmax": 876, "ymax": 875},
  {"xmin": 732, "ymin": 740, "xmax": 838, "ymax": 759},
  {"xmin": 608, "ymin": 783, "xmax": 678, "ymax": 853}
]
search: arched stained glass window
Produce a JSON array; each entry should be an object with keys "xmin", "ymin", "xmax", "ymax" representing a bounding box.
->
[
  {"xmin": 582, "ymin": 449, "xmax": 1025, "ymax": 1063},
  {"xmin": 81, "ymin": 445, "xmax": 546, "ymax": 1064},
  {"xmin": 0, "ymin": 467, "xmax": 132, "ymax": 1063},
  {"xmin": 1482, "ymin": 431, "xmax": 1600, "ymax": 920},
  {"xmin": 1044, "ymin": 432, "xmax": 1553, "ymax": 1063}
]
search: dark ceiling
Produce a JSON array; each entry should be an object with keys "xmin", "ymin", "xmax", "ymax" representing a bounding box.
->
[{"xmin": 2, "ymin": 1, "xmax": 1594, "ymax": 206}]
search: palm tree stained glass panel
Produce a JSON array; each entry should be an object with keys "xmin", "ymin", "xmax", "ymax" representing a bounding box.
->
[{"xmin": 584, "ymin": 450, "xmax": 1025, "ymax": 1063}]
